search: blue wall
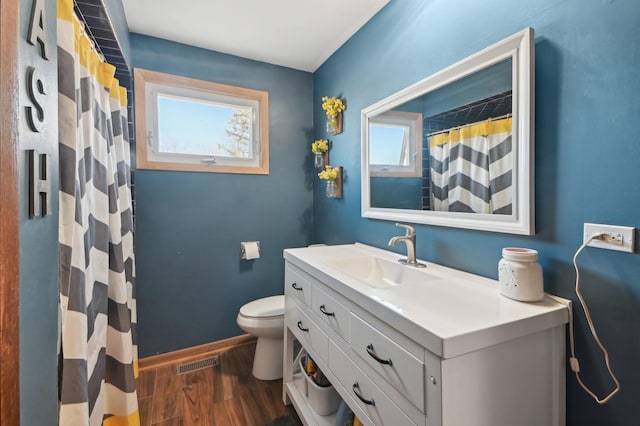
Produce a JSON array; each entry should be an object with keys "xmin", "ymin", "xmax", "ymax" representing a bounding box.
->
[
  {"xmin": 370, "ymin": 177, "xmax": 422, "ymax": 209},
  {"xmin": 131, "ymin": 34, "xmax": 314, "ymax": 357},
  {"xmin": 18, "ymin": 0, "xmax": 59, "ymax": 424},
  {"xmin": 313, "ymin": 1, "xmax": 640, "ymax": 425}
]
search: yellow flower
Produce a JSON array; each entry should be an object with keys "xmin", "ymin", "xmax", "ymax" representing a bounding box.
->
[
  {"xmin": 318, "ymin": 165, "xmax": 339, "ymax": 181},
  {"xmin": 321, "ymin": 96, "xmax": 347, "ymax": 118},
  {"xmin": 311, "ymin": 139, "xmax": 329, "ymax": 153}
]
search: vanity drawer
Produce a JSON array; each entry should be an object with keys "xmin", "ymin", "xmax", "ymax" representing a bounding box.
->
[
  {"xmin": 311, "ymin": 285, "xmax": 350, "ymax": 340},
  {"xmin": 350, "ymin": 313, "xmax": 425, "ymax": 412},
  {"xmin": 329, "ymin": 340, "xmax": 417, "ymax": 426},
  {"xmin": 285, "ymin": 265, "xmax": 313, "ymax": 308},
  {"xmin": 285, "ymin": 298, "xmax": 329, "ymax": 362}
]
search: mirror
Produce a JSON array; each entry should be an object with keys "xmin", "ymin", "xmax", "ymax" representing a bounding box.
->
[{"xmin": 361, "ymin": 28, "xmax": 534, "ymax": 235}]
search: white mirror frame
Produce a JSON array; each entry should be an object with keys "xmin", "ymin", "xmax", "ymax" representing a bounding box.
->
[{"xmin": 361, "ymin": 28, "xmax": 534, "ymax": 235}]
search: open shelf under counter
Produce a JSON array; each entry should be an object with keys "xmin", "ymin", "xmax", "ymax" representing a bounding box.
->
[{"xmin": 285, "ymin": 376, "xmax": 337, "ymax": 426}]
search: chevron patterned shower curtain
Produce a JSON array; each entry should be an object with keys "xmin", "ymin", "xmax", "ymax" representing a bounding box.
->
[
  {"xmin": 429, "ymin": 117, "xmax": 513, "ymax": 214},
  {"xmin": 58, "ymin": 0, "xmax": 138, "ymax": 424}
]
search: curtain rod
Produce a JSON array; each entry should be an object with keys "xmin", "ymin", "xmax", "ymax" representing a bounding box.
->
[
  {"xmin": 73, "ymin": 0, "xmax": 106, "ymax": 62},
  {"xmin": 427, "ymin": 113, "xmax": 512, "ymax": 137}
]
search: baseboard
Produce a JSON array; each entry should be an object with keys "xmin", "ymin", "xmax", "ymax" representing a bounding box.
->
[{"xmin": 138, "ymin": 334, "xmax": 256, "ymax": 371}]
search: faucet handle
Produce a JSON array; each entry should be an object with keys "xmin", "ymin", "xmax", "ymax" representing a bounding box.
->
[{"xmin": 395, "ymin": 223, "xmax": 415, "ymax": 236}]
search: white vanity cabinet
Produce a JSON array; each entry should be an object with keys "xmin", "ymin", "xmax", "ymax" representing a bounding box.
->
[{"xmin": 283, "ymin": 244, "xmax": 569, "ymax": 426}]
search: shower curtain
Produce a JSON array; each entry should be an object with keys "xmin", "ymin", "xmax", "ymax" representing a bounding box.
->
[
  {"xmin": 429, "ymin": 117, "xmax": 513, "ymax": 214},
  {"xmin": 57, "ymin": 0, "xmax": 138, "ymax": 424}
]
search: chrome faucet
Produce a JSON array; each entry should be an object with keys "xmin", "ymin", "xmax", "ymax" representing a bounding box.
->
[{"xmin": 388, "ymin": 223, "xmax": 426, "ymax": 268}]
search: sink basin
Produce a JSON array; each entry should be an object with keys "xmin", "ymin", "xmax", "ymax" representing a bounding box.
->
[{"xmin": 324, "ymin": 256, "xmax": 440, "ymax": 288}]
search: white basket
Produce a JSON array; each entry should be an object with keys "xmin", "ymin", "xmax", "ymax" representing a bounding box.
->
[
  {"xmin": 295, "ymin": 355, "xmax": 308, "ymax": 397},
  {"xmin": 304, "ymin": 369, "xmax": 340, "ymax": 416}
]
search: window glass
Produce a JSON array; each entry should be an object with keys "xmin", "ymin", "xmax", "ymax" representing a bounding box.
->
[
  {"xmin": 135, "ymin": 68, "xmax": 269, "ymax": 174},
  {"xmin": 370, "ymin": 124, "xmax": 409, "ymax": 166}
]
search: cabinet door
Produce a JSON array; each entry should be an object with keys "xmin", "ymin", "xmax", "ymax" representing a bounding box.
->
[
  {"xmin": 311, "ymin": 284, "xmax": 350, "ymax": 341},
  {"xmin": 329, "ymin": 340, "xmax": 417, "ymax": 426},
  {"xmin": 350, "ymin": 313, "xmax": 425, "ymax": 412},
  {"xmin": 285, "ymin": 298, "xmax": 329, "ymax": 362},
  {"xmin": 285, "ymin": 265, "xmax": 312, "ymax": 307}
]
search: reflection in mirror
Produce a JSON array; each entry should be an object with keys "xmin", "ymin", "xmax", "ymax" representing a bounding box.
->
[
  {"xmin": 362, "ymin": 28, "xmax": 534, "ymax": 234},
  {"xmin": 368, "ymin": 111, "xmax": 422, "ymax": 210},
  {"xmin": 370, "ymin": 58, "xmax": 512, "ymax": 213},
  {"xmin": 369, "ymin": 111, "xmax": 422, "ymax": 176}
]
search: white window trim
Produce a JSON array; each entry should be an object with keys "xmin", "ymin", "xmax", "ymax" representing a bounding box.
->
[
  {"xmin": 369, "ymin": 110, "xmax": 423, "ymax": 177},
  {"xmin": 134, "ymin": 68, "xmax": 269, "ymax": 174}
]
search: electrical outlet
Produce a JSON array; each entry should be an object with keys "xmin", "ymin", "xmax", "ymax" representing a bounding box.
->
[
  {"xmin": 583, "ymin": 223, "xmax": 635, "ymax": 253},
  {"xmin": 598, "ymin": 233, "xmax": 623, "ymax": 245}
]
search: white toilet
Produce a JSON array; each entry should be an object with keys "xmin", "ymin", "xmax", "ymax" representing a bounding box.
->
[{"xmin": 236, "ymin": 295, "xmax": 285, "ymax": 380}]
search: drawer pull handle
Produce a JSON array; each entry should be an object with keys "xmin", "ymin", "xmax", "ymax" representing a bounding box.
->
[
  {"xmin": 291, "ymin": 282, "xmax": 303, "ymax": 291},
  {"xmin": 366, "ymin": 344, "xmax": 393, "ymax": 366},
  {"xmin": 319, "ymin": 304, "xmax": 335, "ymax": 317},
  {"xmin": 352, "ymin": 382, "xmax": 375, "ymax": 406},
  {"xmin": 297, "ymin": 321, "xmax": 309, "ymax": 332}
]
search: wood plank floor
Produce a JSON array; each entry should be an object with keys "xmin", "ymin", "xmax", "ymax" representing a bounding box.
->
[{"xmin": 137, "ymin": 341, "xmax": 301, "ymax": 426}]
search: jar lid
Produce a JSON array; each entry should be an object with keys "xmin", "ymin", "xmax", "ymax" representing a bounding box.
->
[{"xmin": 502, "ymin": 247, "xmax": 538, "ymax": 262}]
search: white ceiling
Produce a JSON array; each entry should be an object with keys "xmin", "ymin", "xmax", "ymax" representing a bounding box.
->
[{"xmin": 122, "ymin": 0, "xmax": 389, "ymax": 72}]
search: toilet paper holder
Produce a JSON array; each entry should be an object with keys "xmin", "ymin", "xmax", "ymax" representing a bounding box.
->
[{"xmin": 240, "ymin": 241, "xmax": 261, "ymax": 260}]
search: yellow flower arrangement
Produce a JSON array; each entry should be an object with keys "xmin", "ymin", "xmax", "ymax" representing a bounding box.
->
[
  {"xmin": 321, "ymin": 96, "xmax": 347, "ymax": 117},
  {"xmin": 311, "ymin": 139, "xmax": 329, "ymax": 153},
  {"xmin": 318, "ymin": 165, "xmax": 339, "ymax": 181}
]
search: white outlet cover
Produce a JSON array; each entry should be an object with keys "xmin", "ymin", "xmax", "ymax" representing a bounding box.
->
[{"xmin": 583, "ymin": 223, "xmax": 635, "ymax": 253}]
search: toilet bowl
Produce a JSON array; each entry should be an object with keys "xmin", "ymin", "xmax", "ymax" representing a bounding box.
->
[{"xmin": 236, "ymin": 295, "xmax": 285, "ymax": 380}]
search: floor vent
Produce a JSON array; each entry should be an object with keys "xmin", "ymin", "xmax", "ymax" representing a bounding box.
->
[{"xmin": 177, "ymin": 355, "xmax": 219, "ymax": 375}]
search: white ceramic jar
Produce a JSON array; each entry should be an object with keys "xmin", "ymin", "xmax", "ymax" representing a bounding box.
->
[{"xmin": 498, "ymin": 248, "xmax": 544, "ymax": 302}]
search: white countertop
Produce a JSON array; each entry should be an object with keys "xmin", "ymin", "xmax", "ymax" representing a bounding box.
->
[{"xmin": 284, "ymin": 243, "xmax": 569, "ymax": 358}]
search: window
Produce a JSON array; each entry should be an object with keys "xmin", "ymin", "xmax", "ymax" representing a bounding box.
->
[
  {"xmin": 134, "ymin": 68, "xmax": 269, "ymax": 174},
  {"xmin": 368, "ymin": 111, "xmax": 422, "ymax": 177}
]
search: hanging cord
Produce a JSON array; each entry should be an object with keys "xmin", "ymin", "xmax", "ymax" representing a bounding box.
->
[{"xmin": 566, "ymin": 234, "xmax": 621, "ymax": 404}]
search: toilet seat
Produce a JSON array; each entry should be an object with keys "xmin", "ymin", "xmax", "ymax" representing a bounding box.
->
[{"xmin": 239, "ymin": 295, "xmax": 284, "ymax": 318}]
